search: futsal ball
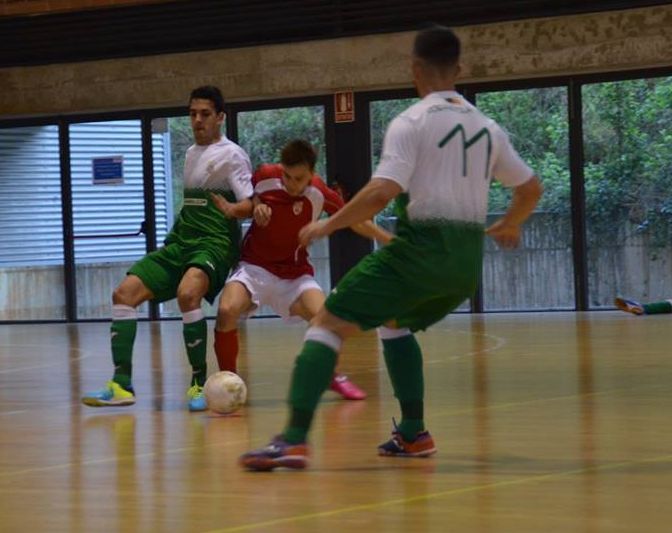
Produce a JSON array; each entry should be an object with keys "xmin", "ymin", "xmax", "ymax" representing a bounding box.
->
[{"xmin": 204, "ymin": 371, "xmax": 247, "ymax": 414}]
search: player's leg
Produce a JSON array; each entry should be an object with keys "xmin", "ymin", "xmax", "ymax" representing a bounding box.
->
[
  {"xmin": 110, "ymin": 275, "xmax": 154, "ymax": 388},
  {"xmin": 176, "ymin": 266, "xmax": 210, "ymax": 410},
  {"xmin": 239, "ymin": 307, "xmax": 358, "ymax": 471},
  {"xmin": 615, "ymin": 296, "xmax": 672, "ymax": 315},
  {"xmin": 240, "ymin": 243, "xmax": 419, "ymax": 470},
  {"xmin": 643, "ymin": 299, "xmax": 672, "ymax": 314},
  {"xmin": 377, "ymin": 293, "xmax": 468, "ymax": 457},
  {"xmin": 81, "ymin": 274, "xmax": 153, "ymax": 407},
  {"xmin": 290, "ymin": 287, "xmax": 366, "ymax": 400},
  {"xmin": 285, "ymin": 307, "xmax": 360, "ymax": 437},
  {"xmin": 214, "ymin": 280, "xmax": 255, "ymax": 373},
  {"xmin": 376, "ymin": 324, "xmax": 429, "ymax": 453}
]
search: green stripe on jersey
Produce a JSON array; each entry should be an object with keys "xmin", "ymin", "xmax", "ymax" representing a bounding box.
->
[{"xmin": 165, "ymin": 188, "xmax": 241, "ymax": 247}]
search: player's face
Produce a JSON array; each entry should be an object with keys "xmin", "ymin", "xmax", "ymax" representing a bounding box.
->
[
  {"xmin": 281, "ymin": 163, "xmax": 313, "ymax": 196},
  {"xmin": 189, "ymin": 98, "xmax": 224, "ymax": 145}
]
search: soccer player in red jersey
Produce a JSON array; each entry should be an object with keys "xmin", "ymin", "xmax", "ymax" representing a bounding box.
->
[{"xmin": 211, "ymin": 139, "xmax": 392, "ymax": 400}]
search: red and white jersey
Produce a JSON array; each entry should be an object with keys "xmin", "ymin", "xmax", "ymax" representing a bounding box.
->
[{"xmin": 241, "ymin": 163, "xmax": 344, "ymax": 279}]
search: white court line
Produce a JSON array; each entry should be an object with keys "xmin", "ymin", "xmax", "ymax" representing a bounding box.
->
[
  {"xmin": 0, "ymin": 343, "xmax": 92, "ymax": 374},
  {"xmin": 0, "ymin": 410, "xmax": 29, "ymax": 416},
  {"xmin": 426, "ymin": 327, "xmax": 508, "ymax": 364}
]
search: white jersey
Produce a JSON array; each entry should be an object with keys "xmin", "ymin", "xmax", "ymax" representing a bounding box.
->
[
  {"xmin": 165, "ymin": 136, "xmax": 252, "ymax": 246},
  {"xmin": 374, "ymin": 90, "xmax": 534, "ymax": 224},
  {"xmin": 184, "ymin": 136, "xmax": 253, "ymax": 200}
]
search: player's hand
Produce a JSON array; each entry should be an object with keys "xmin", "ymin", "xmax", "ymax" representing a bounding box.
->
[
  {"xmin": 210, "ymin": 193, "xmax": 235, "ymax": 217},
  {"xmin": 299, "ymin": 220, "xmax": 330, "ymax": 247},
  {"xmin": 253, "ymin": 203, "xmax": 272, "ymax": 227},
  {"xmin": 485, "ymin": 219, "xmax": 522, "ymax": 249}
]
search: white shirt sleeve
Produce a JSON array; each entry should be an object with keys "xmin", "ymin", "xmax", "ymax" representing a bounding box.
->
[
  {"xmin": 373, "ymin": 115, "xmax": 418, "ymax": 192},
  {"xmin": 491, "ymin": 125, "xmax": 535, "ymax": 188},
  {"xmin": 225, "ymin": 148, "xmax": 254, "ymax": 201}
]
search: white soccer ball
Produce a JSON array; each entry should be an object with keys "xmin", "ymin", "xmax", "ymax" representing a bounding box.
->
[{"xmin": 204, "ymin": 371, "xmax": 247, "ymax": 414}]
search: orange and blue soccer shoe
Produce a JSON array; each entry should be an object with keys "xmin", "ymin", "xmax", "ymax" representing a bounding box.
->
[
  {"xmin": 378, "ymin": 420, "xmax": 437, "ymax": 457},
  {"xmin": 614, "ymin": 297, "xmax": 645, "ymax": 315},
  {"xmin": 240, "ymin": 436, "xmax": 309, "ymax": 471}
]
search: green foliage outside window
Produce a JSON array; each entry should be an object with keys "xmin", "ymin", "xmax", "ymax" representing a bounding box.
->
[{"xmin": 166, "ymin": 78, "xmax": 672, "ymax": 247}]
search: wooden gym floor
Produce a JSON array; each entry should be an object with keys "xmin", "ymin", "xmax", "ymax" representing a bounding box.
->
[{"xmin": 0, "ymin": 311, "xmax": 670, "ymax": 532}]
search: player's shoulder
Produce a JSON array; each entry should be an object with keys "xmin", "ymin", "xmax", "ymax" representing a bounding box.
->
[
  {"xmin": 210, "ymin": 137, "xmax": 249, "ymax": 158},
  {"xmin": 306, "ymin": 177, "xmax": 344, "ymax": 211},
  {"xmin": 306, "ymin": 175, "xmax": 339, "ymax": 199},
  {"xmin": 308, "ymin": 174, "xmax": 329, "ymax": 191},
  {"xmin": 253, "ymin": 163, "xmax": 283, "ymax": 183}
]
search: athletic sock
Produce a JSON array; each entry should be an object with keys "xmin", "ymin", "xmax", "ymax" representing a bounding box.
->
[
  {"xmin": 283, "ymin": 328, "xmax": 341, "ymax": 444},
  {"xmin": 380, "ymin": 328, "xmax": 425, "ymax": 442},
  {"xmin": 214, "ymin": 329, "xmax": 239, "ymax": 373},
  {"xmin": 183, "ymin": 309, "xmax": 207, "ymax": 387},
  {"xmin": 643, "ymin": 300, "xmax": 672, "ymax": 314},
  {"xmin": 111, "ymin": 304, "xmax": 137, "ymax": 391}
]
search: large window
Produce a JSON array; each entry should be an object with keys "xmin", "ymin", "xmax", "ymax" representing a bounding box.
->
[
  {"xmin": 0, "ymin": 125, "xmax": 66, "ymax": 320},
  {"xmin": 477, "ymin": 87, "xmax": 573, "ymax": 310},
  {"xmin": 3, "ymin": 70, "xmax": 672, "ymax": 322},
  {"xmin": 70, "ymin": 120, "xmax": 172, "ymax": 319},
  {"xmin": 238, "ymin": 106, "xmax": 326, "ymax": 175},
  {"xmin": 70, "ymin": 120, "xmax": 148, "ymax": 319},
  {"xmin": 583, "ymin": 76, "xmax": 672, "ymax": 307}
]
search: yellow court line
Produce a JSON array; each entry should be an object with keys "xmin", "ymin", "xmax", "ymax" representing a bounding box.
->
[{"xmin": 206, "ymin": 453, "xmax": 672, "ymax": 533}]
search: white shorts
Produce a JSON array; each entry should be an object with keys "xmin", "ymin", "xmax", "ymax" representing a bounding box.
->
[{"xmin": 226, "ymin": 262, "xmax": 322, "ymax": 319}]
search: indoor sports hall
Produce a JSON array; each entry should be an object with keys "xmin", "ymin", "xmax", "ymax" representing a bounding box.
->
[{"xmin": 1, "ymin": 1, "xmax": 671, "ymax": 531}]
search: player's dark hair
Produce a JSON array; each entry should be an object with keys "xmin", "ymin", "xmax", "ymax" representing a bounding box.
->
[
  {"xmin": 189, "ymin": 86, "xmax": 225, "ymax": 114},
  {"xmin": 280, "ymin": 139, "xmax": 318, "ymax": 170},
  {"xmin": 413, "ymin": 25, "xmax": 461, "ymax": 69}
]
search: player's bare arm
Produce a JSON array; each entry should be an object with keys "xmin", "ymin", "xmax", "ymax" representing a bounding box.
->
[
  {"xmin": 485, "ymin": 175, "xmax": 543, "ymax": 249},
  {"xmin": 299, "ymin": 178, "xmax": 402, "ymax": 246},
  {"xmin": 350, "ymin": 220, "xmax": 394, "ymax": 245},
  {"xmin": 210, "ymin": 194, "xmax": 254, "ymax": 219}
]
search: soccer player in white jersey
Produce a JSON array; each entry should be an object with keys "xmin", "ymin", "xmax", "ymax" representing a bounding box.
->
[
  {"xmin": 82, "ymin": 86, "xmax": 253, "ymax": 412},
  {"xmin": 240, "ymin": 26, "xmax": 543, "ymax": 471}
]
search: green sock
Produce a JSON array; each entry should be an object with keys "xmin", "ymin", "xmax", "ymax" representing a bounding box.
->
[
  {"xmin": 283, "ymin": 340, "xmax": 338, "ymax": 444},
  {"xmin": 643, "ymin": 301, "xmax": 672, "ymax": 314},
  {"xmin": 111, "ymin": 319, "xmax": 136, "ymax": 391},
  {"xmin": 184, "ymin": 318, "xmax": 208, "ymax": 386},
  {"xmin": 382, "ymin": 334, "xmax": 425, "ymax": 441}
]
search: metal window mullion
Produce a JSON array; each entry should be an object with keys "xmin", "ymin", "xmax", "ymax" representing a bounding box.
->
[
  {"xmin": 568, "ymin": 80, "xmax": 589, "ymax": 311},
  {"xmin": 463, "ymin": 87, "xmax": 484, "ymax": 314},
  {"xmin": 141, "ymin": 116, "xmax": 159, "ymax": 320},
  {"xmin": 59, "ymin": 120, "xmax": 77, "ymax": 321}
]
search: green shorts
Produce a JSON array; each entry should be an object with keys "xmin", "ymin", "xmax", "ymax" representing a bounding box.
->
[
  {"xmin": 325, "ymin": 220, "xmax": 484, "ymax": 332},
  {"xmin": 128, "ymin": 237, "xmax": 238, "ymax": 304}
]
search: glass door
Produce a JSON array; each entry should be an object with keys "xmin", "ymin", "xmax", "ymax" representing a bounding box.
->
[
  {"xmin": 582, "ymin": 76, "xmax": 672, "ymax": 307},
  {"xmin": 475, "ymin": 87, "xmax": 574, "ymax": 311},
  {"xmin": 69, "ymin": 119, "xmax": 150, "ymax": 319},
  {"xmin": 0, "ymin": 125, "xmax": 66, "ymax": 320}
]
